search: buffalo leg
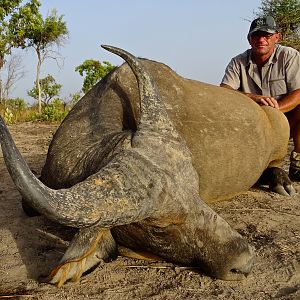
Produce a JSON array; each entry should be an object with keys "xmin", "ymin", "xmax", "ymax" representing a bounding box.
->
[
  {"xmin": 45, "ymin": 227, "xmax": 117, "ymax": 287},
  {"xmin": 257, "ymin": 167, "xmax": 296, "ymax": 196}
]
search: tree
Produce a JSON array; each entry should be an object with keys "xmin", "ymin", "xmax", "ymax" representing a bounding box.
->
[
  {"xmin": 256, "ymin": 0, "xmax": 300, "ymax": 51},
  {"xmin": 0, "ymin": 54, "xmax": 25, "ymax": 104},
  {"xmin": 0, "ymin": 0, "xmax": 40, "ymax": 69},
  {"xmin": 28, "ymin": 74, "xmax": 62, "ymax": 105},
  {"xmin": 75, "ymin": 59, "xmax": 115, "ymax": 93},
  {"xmin": 9, "ymin": 6, "xmax": 68, "ymax": 113},
  {"xmin": 65, "ymin": 91, "xmax": 82, "ymax": 106}
]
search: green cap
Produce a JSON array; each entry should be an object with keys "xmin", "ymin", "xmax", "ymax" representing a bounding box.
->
[{"xmin": 248, "ymin": 16, "xmax": 278, "ymax": 36}]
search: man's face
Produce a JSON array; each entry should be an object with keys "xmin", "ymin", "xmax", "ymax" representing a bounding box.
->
[{"xmin": 249, "ymin": 31, "xmax": 280, "ymax": 57}]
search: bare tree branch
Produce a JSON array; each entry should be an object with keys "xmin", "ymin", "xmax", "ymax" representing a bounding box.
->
[{"xmin": 0, "ymin": 54, "xmax": 25, "ymax": 103}]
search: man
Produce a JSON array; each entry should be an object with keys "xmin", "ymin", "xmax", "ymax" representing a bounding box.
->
[{"xmin": 221, "ymin": 16, "xmax": 300, "ymax": 181}]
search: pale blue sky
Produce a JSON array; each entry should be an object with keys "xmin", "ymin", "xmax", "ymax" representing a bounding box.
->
[{"xmin": 11, "ymin": 0, "xmax": 262, "ymax": 102}]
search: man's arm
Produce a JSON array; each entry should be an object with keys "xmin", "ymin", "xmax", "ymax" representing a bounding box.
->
[
  {"xmin": 220, "ymin": 83, "xmax": 279, "ymax": 109},
  {"xmin": 278, "ymin": 88, "xmax": 300, "ymax": 113}
]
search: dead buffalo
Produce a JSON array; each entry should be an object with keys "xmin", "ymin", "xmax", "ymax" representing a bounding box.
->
[{"xmin": 0, "ymin": 45, "xmax": 294, "ymax": 287}]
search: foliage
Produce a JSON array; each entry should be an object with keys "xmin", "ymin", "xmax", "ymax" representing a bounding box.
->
[
  {"xmin": 3, "ymin": 107, "xmax": 13, "ymax": 124},
  {"xmin": 25, "ymin": 98, "xmax": 68, "ymax": 122},
  {"xmin": 8, "ymin": 6, "xmax": 67, "ymax": 51},
  {"xmin": 38, "ymin": 98, "xmax": 68, "ymax": 121},
  {"xmin": 0, "ymin": 97, "xmax": 69, "ymax": 123},
  {"xmin": 5, "ymin": 97, "xmax": 27, "ymax": 110},
  {"xmin": 75, "ymin": 59, "xmax": 116, "ymax": 93},
  {"xmin": 68, "ymin": 91, "xmax": 82, "ymax": 106},
  {"xmin": 8, "ymin": 5, "xmax": 68, "ymax": 113},
  {"xmin": 256, "ymin": 0, "xmax": 300, "ymax": 51},
  {"xmin": 0, "ymin": 0, "xmax": 40, "ymax": 68},
  {"xmin": 0, "ymin": 97, "xmax": 27, "ymax": 123},
  {"xmin": 28, "ymin": 74, "xmax": 62, "ymax": 105}
]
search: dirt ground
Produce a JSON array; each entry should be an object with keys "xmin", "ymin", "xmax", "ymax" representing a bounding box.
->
[{"xmin": 0, "ymin": 122, "xmax": 299, "ymax": 300}]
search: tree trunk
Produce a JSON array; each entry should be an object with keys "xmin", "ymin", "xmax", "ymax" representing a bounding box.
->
[
  {"xmin": 0, "ymin": 54, "xmax": 4, "ymax": 105},
  {"xmin": 0, "ymin": 54, "xmax": 5, "ymax": 70},
  {"xmin": 36, "ymin": 49, "xmax": 42, "ymax": 114}
]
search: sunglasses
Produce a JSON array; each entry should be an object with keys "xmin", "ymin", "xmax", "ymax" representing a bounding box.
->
[{"xmin": 251, "ymin": 32, "xmax": 276, "ymax": 39}]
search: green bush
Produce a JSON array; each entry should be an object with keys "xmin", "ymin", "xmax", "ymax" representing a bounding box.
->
[
  {"xmin": 0, "ymin": 98, "xmax": 28, "ymax": 123},
  {"xmin": 6, "ymin": 98, "xmax": 27, "ymax": 110},
  {"xmin": 0, "ymin": 98, "xmax": 70, "ymax": 123},
  {"xmin": 33, "ymin": 98, "xmax": 69, "ymax": 122}
]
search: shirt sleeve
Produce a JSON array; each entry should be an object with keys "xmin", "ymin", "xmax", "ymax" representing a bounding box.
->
[
  {"xmin": 220, "ymin": 58, "xmax": 241, "ymax": 90},
  {"xmin": 285, "ymin": 49, "xmax": 300, "ymax": 92}
]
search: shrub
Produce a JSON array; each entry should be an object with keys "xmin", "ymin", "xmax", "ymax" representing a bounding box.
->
[
  {"xmin": 6, "ymin": 98, "xmax": 27, "ymax": 110},
  {"xmin": 3, "ymin": 107, "xmax": 14, "ymax": 124},
  {"xmin": 0, "ymin": 98, "xmax": 70, "ymax": 123},
  {"xmin": 32, "ymin": 98, "xmax": 69, "ymax": 122},
  {"xmin": 0, "ymin": 98, "xmax": 28, "ymax": 123}
]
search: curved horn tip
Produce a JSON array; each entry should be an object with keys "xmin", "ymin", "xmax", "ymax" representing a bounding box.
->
[
  {"xmin": 101, "ymin": 44, "xmax": 110, "ymax": 49},
  {"xmin": 101, "ymin": 44, "xmax": 117, "ymax": 52}
]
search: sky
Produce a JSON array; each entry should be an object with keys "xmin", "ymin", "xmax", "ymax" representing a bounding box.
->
[{"xmin": 9, "ymin": 0, "xmax": 262, "ymax": 103}]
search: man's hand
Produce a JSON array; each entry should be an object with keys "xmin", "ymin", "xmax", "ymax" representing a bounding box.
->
[
  {"xmin": 245, "ymin": 93, "xmax": 279, "ymax": 109},
  {"xmin": 220, "ymin": 84, "xmax": 280, "ymax": 109}
]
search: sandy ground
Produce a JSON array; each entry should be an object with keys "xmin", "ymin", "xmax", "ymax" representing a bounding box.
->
[{"xmin": 0, "ymin": 122, "xmax": 299, "ymax": 300}]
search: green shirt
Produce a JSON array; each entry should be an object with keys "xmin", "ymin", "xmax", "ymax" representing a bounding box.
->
[{"xmin": 221, "ymin": 44, "xmax": 300, "ymax": 100}]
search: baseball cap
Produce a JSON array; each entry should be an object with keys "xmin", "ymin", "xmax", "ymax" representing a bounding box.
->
[{"xmin": 248, "ymin": 16, "xmax": 278, "ymax": 36}]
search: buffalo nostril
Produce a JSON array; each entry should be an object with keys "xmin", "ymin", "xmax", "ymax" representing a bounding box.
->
[
  {"xmin": 229, "ymin": 253, "xmax": 255, "ymax": 277},
  {"xmin": 221, "ymin": 248, "xmax": 255, "ymax": 280},
  {"xmin": 230, "ymin": 268, "xmax": 250, "ymax": 276}
]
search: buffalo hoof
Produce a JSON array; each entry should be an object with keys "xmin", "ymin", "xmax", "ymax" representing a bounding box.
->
[
  {"xmin": 43, "ymin": 227, "xmax": 117, "ymax": 287},
  {"xmin": 258, "ymin": 167, "xmax": 296, "ymax": 196},
  {"xmin": 42, "ymin": 255, "xmax": 102, "ymax": 287},
  {"xmin": 289, "ymin": 166, "xmax": 300, "ymax": 182}
]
